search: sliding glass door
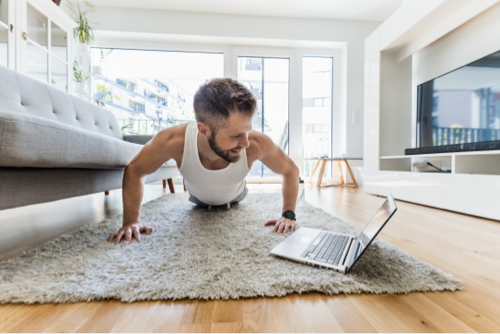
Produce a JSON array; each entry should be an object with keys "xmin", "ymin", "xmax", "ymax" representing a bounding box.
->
[
  {"xmin": 238, "ymin": 56, "xmax": 290, "ymax": 178},
  {"xmin": 302, "ymin": 56, "xmax": 333, "ymax": 177}
]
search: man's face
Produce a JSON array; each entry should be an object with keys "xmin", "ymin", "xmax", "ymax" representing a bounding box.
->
[{"xmin": 208, "ymin": 112, "xmax": 252, "ymax": 163}]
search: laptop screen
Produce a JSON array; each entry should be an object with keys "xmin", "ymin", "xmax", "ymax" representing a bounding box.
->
[{"xmin": 345, "ymin": 194, "xmax": 397, "ymax": 273}]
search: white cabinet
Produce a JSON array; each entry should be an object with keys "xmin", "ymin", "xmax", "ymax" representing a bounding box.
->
[
  {"xmin": 0, "ymin": 0, "xmax": 15, "ymax": 69},
  {"xmin": 0, "ymin": 0, "xmax": 76, "ymax": 93}
]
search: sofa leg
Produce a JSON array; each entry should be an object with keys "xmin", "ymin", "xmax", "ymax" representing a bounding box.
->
[
  {"xmin": 183, "ymin": 179, "xmax": 187, "ymax": 192},
  {"xmin": 167, "ymin": 178, "xmax": 175, "ymax": 193},
  {"xmin": 105, "ymin": 191, "xmax": 109, "ymax": 196},
  {"xmin": 162, "ymin": 179, "xmax": 167, "ymax": 188}
]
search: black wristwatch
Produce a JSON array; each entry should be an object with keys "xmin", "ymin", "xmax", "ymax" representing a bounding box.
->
[{"xmin": 282, "ymin": 210, "xmax": 296, "ymax": 221}]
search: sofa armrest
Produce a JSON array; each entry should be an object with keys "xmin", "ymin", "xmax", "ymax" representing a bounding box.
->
[{"xmin": 123, "ymin": 135, "xmax": 154, "ymax": 145}]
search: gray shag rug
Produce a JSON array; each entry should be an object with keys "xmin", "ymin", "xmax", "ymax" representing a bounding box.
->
[{"xmin": 0, "ymin": 193, "xmax": 463, "ymax": 303}]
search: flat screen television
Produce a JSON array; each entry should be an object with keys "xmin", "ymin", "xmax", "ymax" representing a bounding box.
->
[{"xmin": 416, "ymin": 50, "xmax": 500, "ymax": 148}]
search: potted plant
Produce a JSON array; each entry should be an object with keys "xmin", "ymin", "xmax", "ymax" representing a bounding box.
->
[
  {"xmin": 94, "ymin": 83, "xmax": 121, "ymax": 107},
  {"xmin": 69, "ymin": 2, "xmax": 95, "ymax": 54},
  {"xmin": 73, "ymin": 60, "xmax": 89, "ymax": 93},
  {"xmin": 93, "ymin": 49, "xmax": 113, "ymax": 77}
]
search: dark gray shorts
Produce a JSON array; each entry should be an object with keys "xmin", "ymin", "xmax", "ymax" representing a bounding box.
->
[{"xmin": 188, "ymin": 183, "xmax": 248, "ymax": 208}]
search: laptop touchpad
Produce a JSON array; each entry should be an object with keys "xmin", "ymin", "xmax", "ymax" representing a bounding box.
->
[{"xmin": 284, "ymin": 234, "xmax": 313, "ymax": 245}]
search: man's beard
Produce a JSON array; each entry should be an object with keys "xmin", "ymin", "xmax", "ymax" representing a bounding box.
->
[{"xmin": 208, "ymin": 132, "xmax": 242, "ymax": 163}]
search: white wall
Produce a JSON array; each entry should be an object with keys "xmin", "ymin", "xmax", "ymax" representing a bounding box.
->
[
  {"xmin": 73, "ymin": 7, "xmax": 380, "ymax": 158},
  {"xmin": 380, "ymin": 52, "xmax": 413, "ymax": 157},
  {"xmin": 414, "ymin": 2, "xmax": 500, "ymax": 85}
]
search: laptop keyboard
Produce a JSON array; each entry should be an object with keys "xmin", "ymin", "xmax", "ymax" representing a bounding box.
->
[{"xmin": 301, "ymin": 232, "xmax": 350, "ymax": 266}]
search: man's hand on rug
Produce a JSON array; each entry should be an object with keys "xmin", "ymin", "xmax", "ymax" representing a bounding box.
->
[
  {"xmin": 108, "ymin": 223, "xmax": 153, "ymax": 245},
  {"xmin": 265, "ymin": 217, "xmax": 296, "ymax": 234}
]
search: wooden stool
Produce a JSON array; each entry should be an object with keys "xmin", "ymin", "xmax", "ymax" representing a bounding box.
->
[{"xmin": 308, "ymin": 158, "xmax": 360, "ymax": 188}]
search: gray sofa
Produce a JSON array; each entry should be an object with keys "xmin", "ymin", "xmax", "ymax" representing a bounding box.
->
[{"xmin": 0, "ymin": 65, "xmax": 180, "ymax": 211}]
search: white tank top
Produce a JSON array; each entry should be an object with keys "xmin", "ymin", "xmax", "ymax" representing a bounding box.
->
[{"xmin": 179, "ymin": 122, "xmax": 250, "ymax": 206}]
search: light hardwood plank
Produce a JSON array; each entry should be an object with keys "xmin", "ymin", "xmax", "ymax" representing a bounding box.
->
[{"xmin": 210, "ymin": 322, "xmax": 243, "ymax": 333}]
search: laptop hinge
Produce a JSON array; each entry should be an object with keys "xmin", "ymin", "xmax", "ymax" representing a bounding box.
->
[{"xmin": 342, "ymin": 237, "xmax": 358, "ymax": 267}]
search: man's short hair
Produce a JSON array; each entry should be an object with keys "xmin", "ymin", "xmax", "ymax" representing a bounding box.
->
[{"xmin": 193, "ymin": 78, "xmax": 256, "ymax": 132}]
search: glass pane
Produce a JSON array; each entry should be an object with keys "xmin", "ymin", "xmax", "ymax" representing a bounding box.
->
[
  {"xmin": 51, "ymin": 57, "xmax": 67, "ymax": 91},
  {"xmin": 0, "ymin": 0, "xmax": 9, "ymax": 25},
  {"xmin": 302, "ymin": 57, "xmax": 333, "ymax": 178},
  {"xmin": 263, "ymin": 58, "xmax": 289, "ymax": 146},
  {"xmin": 51, "ymin": 21, "xmax": 67, "ymax": 61},
  {"xmin": 90, "ymin": 48, "xmax": 224, "ymax": 135},
  {"xmin": 238, "ymin": 58, "xmax": 263, "ymax": 132},
  {"xmin": 27, "ymin": 3, "xmax": 47, "ymax": 48},
  {"xmin": 238, "ymin": 57, "xmax": 290, "ymax": 178},
  {"xmin": 27, "ymin": 43, "xmax": 48, "ymax": 83},
  {"xmin": 0, "ymin": 25, "xmax": 7, "ymax": 68}
]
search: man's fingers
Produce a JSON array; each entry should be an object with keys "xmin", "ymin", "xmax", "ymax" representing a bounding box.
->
[
  {"xmin": 132, "ymin": 228, "xmax": 141, "ymax": 243},
  {"xmin": 115, "ymin": 231, "xmax": 125, "ymax": 245},
  {"xmin": 283, "ymin": 223, "xmax": 292, "ymax": 234},
  {"xmin": 139, "ymin": 225, "xmax": 153, "ymax": 235},
  {"xmin": 108, "ymin": 232, "xmax": 117, "ymax": 242},
  {"xmin": 125, "ymin": 229, "xmax": 132, "ymax": 243},
  {"xmin": 109, "ymin": 224, "xmax": 153, "ymax": 245},
  {"xmin": 265, "ymin": 219, "xmax": 277, "ymax": 226},
  {"xmin": 292, "ymin": 224, "xmax": 296, "ymax": 232},
  {"xmin": 277, "ymin": 222, "xmax": 286, "ymax": 234}
]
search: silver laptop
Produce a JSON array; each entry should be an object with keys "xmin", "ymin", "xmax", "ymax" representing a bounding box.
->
[{"xmin": 270, "ymin": 194, "xmax": 397, "ymax": 274}]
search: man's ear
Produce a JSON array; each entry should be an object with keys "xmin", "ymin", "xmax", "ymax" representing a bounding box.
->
[{"xmin": 197, "ymin": 122, "xmax": 212, "ymax": 139}]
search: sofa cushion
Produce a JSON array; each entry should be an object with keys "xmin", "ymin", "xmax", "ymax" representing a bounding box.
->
[
  {"xmin": 0, "ymin": 110, "xmax": 142, "ymax": 169},
  {"xmin": 0, "ymin": 65, "xmax": 123, "ymax": 140}
]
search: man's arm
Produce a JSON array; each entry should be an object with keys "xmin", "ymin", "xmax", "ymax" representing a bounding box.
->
[
  {"xmin": 108, "ymin": 125, "xmax": 184, "ymax": 244},
  {"xmin": 251, "ymin": 132, "xmax": 300, "ymax": 234}
]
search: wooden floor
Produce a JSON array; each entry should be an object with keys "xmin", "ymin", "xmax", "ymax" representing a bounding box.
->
[{"xmin": 1, "ymin": 183, "xmax": 500, "ymax": 332}]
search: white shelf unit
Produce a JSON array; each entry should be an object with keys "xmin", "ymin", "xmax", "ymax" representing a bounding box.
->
[
  {"xmin": 380, "ymin": 150, "xmax": 500, "ymax": 176},
  {"xmin": 0, "ymin": 0, "xmax": 77, "ymax": 92}
]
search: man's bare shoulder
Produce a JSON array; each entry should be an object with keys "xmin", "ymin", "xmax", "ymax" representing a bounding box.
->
[
  {"xmin": 247, "ymin": 130, "xmax": 275, "ymax": 156},
  {"xmin": 151, "ymin": 122, "xmax": 188, "ymax": 153}
]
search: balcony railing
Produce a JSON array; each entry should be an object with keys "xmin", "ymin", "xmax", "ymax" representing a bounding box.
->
[
  {"xmin": 117, "ymin": 119, "xmax": 188, "ymax": 135},
  {"xmin": 433, "ymin": 126, "xmax": 500, "ymax": 146}
]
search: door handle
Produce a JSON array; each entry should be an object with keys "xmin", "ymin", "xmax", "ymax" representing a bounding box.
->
[
  {"xmin": 10, "ymin": 24, "xmax": 14, "ymax": 32},
  {"xmin": 22, "ymin": 32, "xmax": 28, "ymax": 40}
]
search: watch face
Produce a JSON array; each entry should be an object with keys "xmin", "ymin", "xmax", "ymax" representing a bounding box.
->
[{"xmin": 283, "ymin": 211, "xmax": 295, "ymax": 220}]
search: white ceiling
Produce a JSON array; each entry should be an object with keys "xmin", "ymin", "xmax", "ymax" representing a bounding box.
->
[{"xmin": 81, "ymin": 0, "xmax": 403, "ymax": 22}]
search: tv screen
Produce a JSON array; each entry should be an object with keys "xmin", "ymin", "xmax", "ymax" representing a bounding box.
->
[{"xmin": 417, "ymin": 50, "xmax": 500, "ymax": 148}]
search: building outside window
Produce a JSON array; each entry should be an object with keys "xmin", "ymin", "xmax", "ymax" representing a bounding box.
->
[{"xmin": 90, "ymin": 48, "xmax": 224, "ymax": 135}]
